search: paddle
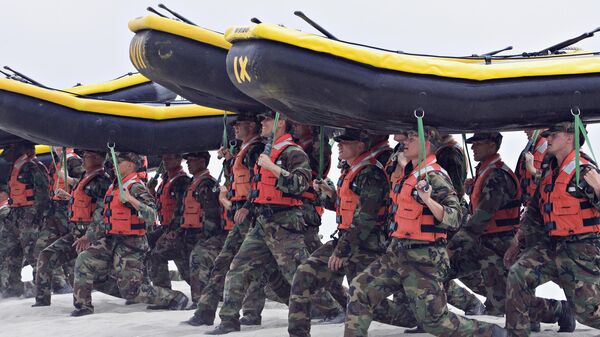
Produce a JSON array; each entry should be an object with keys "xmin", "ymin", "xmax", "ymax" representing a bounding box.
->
[
  {"xmin": 293, "ymin": 11, "xmax": 338, "ymax": 40},
  {"xmin": 525, "ymin": 27, "xmax": 600, "ymax": 56},
  {"xmin": 158, "ymin": 4, "xmax": 197, "ymax": 26}
]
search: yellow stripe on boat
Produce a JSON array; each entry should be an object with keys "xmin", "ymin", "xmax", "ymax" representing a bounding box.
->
[
  {"xmin": 224, "ymin": 24, "xmax": 600, "ymax": 81},
  {"xmin": 129, "ymin": 15, "xmax": 231, "ymax": 50},
  {"xmin": 0, "ymin": 145, "xmax": 50, "ymax": 155},
  {"xmin": 65, "ymin": 73, "xmax": 150, "ymax": 95},
  {"xmin": 0, "ymin": 78, "xmax": 232, "ymax": 120}
]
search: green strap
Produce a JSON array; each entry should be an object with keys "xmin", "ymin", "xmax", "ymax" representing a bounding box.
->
[
  {"xmin": 62, "ymin": 147, "xmax": 68, "ymax": 193},
  {"xmin": 461, "ymin": 133, "xmax": 474, "ymax": 178},
  {"xmin": 265, "ymin": 112, "xmax": 280, "ymax": 156},
  {"xmin": 317, "ymin": 126, "xmax": 325, "ymax": 181},
  {"xmin": 107, "ymin": 143, "xmax": 126, "ymax": 203},
  {"xmin": 530, "ymin": 130, "xmax": 540, "ymax": 146},
  {"xmin": 574, "ymin": 112, "xmax": 597, "ymax": 185},
  {"xmin": 416, "ymin": 111, "xmax": 428, "ymax": 183},
  {"xmin": 49, "ymin": 147, "xmax": 59, "ymax": 194},
  {"xmin": 222, "ymin": 114, "xmax": 228, "ymax": 147}
]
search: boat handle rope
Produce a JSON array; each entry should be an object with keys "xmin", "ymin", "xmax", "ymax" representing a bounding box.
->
[
  {"xmin": 461, "ymin": 133, "xmax": 474, "ymax": 178},
  {"xmin": 213, "ymin": 114, "xmax": 229, "ymax": 192},
  {"xmin": 49, "ymin": 147, "xmax": 60, "ymax": 195},
  {"xmin": 572, "ymin": 107, "xmax": 597, "ymax": 185},
  {"xmin": 415, "ymin": 108, "xmax": 429, "ymax": 186},
  {"xmin": 107, "ymin": 142, "xmax": 127, "ymax": 203},
  {"xmin": 317, "ymin": 126, "xmax": 325, "ymax": 182},
  {"xmin": 62, "ymin": 147, "xmax": 69, "ymax": 194}
]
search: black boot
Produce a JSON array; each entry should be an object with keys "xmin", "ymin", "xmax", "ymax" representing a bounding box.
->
[
  {"xmin": 239, "ymin": 314, "xmax": 261, "ymax": 326},
  {"xmin": 490, "ymin": 325, "xmax": 508, "ymax": 337},
  {"xmin": 32, "ymin": 298, "xmax": 51, "ymax": 307},
  {"xmin": 530, "ymin": 321, "xmax": 541, "ymax": 332},
  {"xmin": 205, "ymin": 321, "xmax": 241, "ymax": 335},
  {"xmin": 557, "ymin": 300, "xmax": 576, "ymax": 333},
  {"xmin": 464, "ymin": 301, "xmax": 486, "ymax": 316},
  {"xmin": 183, "ymin": 313, "xmax": 214, "ymax": 326},
  {"xmin": 70, "ymin": 307, "xmax": 94, "ymax": 317},
  {"xmin": 404, "ymin": 325, "xmax": 426, "ymax": 333}
]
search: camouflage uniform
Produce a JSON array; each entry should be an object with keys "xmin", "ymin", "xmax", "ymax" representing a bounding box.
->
[
  {"xmin": 73, "ymin": 176, "xmax": 185, "ymax": 313},
  {"xmin": 192, "ymin": 140, "xmax": 268, "ymax": 324},
  {"xmin": 34, "ymin": 169, "xmax": 110, "ymax": 304},
  {"xmin": 1, "ymin": 155, "xmax": 51, "ymax": 296},
  {"xmin": 213, "ymin": 138, "xmax": 340, "ymax": 331},
  {"xmin": 0, "ymin": 199, "xmax": 14, "ymax": 293},
  {"xmin": 288, "ymin": 161, "xmax": 390, "ymax": 337},
  {"xmin": 344, "ymin": 162, "xmax": 502, "ymax": 337},
  {"xmin": 146, "ymin": 170, "xmax": 191, "ymax": 291},
  {"xmin": 447, "ymin": 155, "xmax": 518, "ymax": 315},
  {"xmin": 505, "ymin": 154, "xmax": 600, "ymax": 337},
  {"xmin": 41, "ymin": 152, "xmax": 85, "ymax": 289}
]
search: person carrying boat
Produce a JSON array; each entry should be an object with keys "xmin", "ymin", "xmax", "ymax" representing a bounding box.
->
[
  {"xmin": 288, "ymin": 128, "xmax": 405, "ymax": 336},
  {"xmin": 504, "ymin": 121, "xmax": 600, "ymax": 337},
  {"xmin": 446, "ymin": 132, "xmax": 520, "ymax": 316},
  {"xmin": 32, "ymin": 150, "xmax": 110, "ymax": 307},
  {"xmin": 186, "ymin": 112, "xmax": 272, "ymax": 326},
  {"xmin": 0, "ymin": 142, "xmax": 51, "ymax": 298},
  {"xmin": 344, "ymin": 126, "xmax": 507, "ymax": 337},
  {"xmin": 39, "ymin": 147, "xmax": 84, "ymax": 294},
  {"xmin": 71, "ymin": 152, "xmax": 188, "ymax": 316},
  {"xmin": 205, "ymin": 111, "xmax": 341, "ymax": 335},
  {"xmin": 515, "ymin": 129, "xmax": 548, "ymax": 206},
  {"xmin": 145, "ymin": 153, "xmax": 192, "ymax": 299}
]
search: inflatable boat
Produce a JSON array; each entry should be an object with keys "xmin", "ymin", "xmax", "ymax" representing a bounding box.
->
[
  {"xmin": 224, "ymin": 24, "xmax": 600, "ymax": 132},
  {"xmin": 128, "ymin": 15, "xmax": 267, "ymax": 113},
  {"xmin": 65, "ymin": 72, "xmax": 177, "ymax": 102},
  {"xmin": 0, "ymin": 77, "xmax": 232, "ymax": 155}
]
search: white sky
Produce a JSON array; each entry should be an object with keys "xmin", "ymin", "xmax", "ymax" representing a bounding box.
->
[{"xmin": 2, "ymin": 0, "xmax": 600, "ymax": 236}]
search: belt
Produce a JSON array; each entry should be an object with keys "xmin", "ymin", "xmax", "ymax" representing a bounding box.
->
[
  {"xmin": 393, "ymin": 238, "xmax": 447, "ymax": 250},
  {"xmin": 254, "ymin": 204, "xmax": 296, "ymax": 217}
]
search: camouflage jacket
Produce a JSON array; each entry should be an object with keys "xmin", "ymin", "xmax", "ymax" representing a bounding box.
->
[
  {"xmin": 126, "ymin": 181, "xmax": 157, "ymax": 228},
  {"xmin": 520, "ymin": 156, "xmax": 600, "ymax": 248},
  {"xmin": 436, "ymin": 142, "xmax": 467, "ymax": 199},
  {"xmin": 81, "ymin": 170, "xmax": 112, "ymax": 242},
  {"xmin": 323, "ymin": 164, "xmax": 389, "ymax": 258},
  {"xmin": 159, "ymin": 170, "xmax": 191, "ymax": 230},
  {"xmin": 185, "ymin": 173, "xmax": 224, "ymax": 237},
  {"xmin": 49, "ymin": 154, "xmax": 84, "ymax": 188},
  {"xmin": 13, "ymin": 159, "xmax": 50, "ymax": 217}
]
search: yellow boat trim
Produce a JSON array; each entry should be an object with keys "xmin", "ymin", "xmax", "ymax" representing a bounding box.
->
[
  {"xmin": 129, "ymin": 15, "xmax": 231, "ymax": 50},
  {"xmin": 0, "ymin": 78, "xmax": 233, "ymax": 120},
  {"xmin": 65, "ymin": 73, "xmax": 150, "ymax": 96},
  {"xmin": 0, "ymin": 145, "xmax": 50, "ymax": 155},
  {"xmin": 225, "ymin": 24, "xmax": 600, "ymax": 81}
]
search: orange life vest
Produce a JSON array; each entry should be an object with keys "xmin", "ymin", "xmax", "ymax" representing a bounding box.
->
[
  {"xmin": 250, "ymin": 134, "xmax": 303, "ymax": 207},
  {"xmin": 518, "ymin": 137, "xmax": 547, "ymax": 204},
  {"xmin": 50, "ymin": 148, "xmax": 80, "ymax": 201},
  {"xmin": 230, "ymin": 137, "xmax": 261, "ymax": 202},
  {"xmin": 181, "ymin": 171, "xmax": 214, "ymax": 229},
  {"xmin": 156, "ymin": 167, "xmax": 188, "ymax": 225},
  {"xmin": 336, "ymin": 150, "xmax": 386, "ymax": 230},
  {"xmin": 540, "ymin": 150, "xmax": 600, "ymax": 236},
  {"xmin": 104, "ymin": 173, "xmax": 146, "ymax": 236},
  {"xmin": 9, "ymin": 154, "xmax": 46, "ymax": 208},
  {"xmin": 69, "ymin": 168, "xmax": 105, "ymax": 223},
  {"xmin": 389, "ymin": 155, "xmax": 449, "ymax": 242},
  {"xmin": 470, "ymin": 154, "xmax": 522, "ymax": 235}
]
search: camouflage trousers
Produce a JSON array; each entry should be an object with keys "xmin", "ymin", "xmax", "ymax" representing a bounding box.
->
[
  {"xmin": 188, "ymin": 232, "xmax": 227, "ymax": 303},
  {"xmin": 506, "ymin": 238, "xmax": 600, "ymax": 337},
  {"xmin": 449, "ymin": 232, "xmax": 513, "ymax": 314},
  {"xmin": 0, "ymin": 206, "xmax": 68, "ymax": 294},
  {"xmin": 194, "ymin": 217, "xmax": 267, "ymax": 323},
  {"xmin": 303, "ymin": 225, "xmax": 349, "ymax": 308},
  {"xmin": 41, "ymin": 201, "xmax": 75, "ymax": 286},
  {"xmin": 345, "ymin": 239, "xmax": 502, "ymax": 337},
  {"xmin": 73, "ymin": 235, "xmax": 182, "ymax": 311},
  {"xmin": 35, "ymin": 228, "xmax": 85, "ymax": 303},
  {"xmin": 218, "ymin": 207, "xmax": 340, "ymax": 325},
  {"xmin": 147, "ymin": 228, "xmax": 200, "ymax": 295},
  {"xmin": 446, "ymin": 278, "xmax": 486, "ymax": 313},
  {"xmin": 289, "ymin": 239, "xmax": 413, "ymax": 337}
]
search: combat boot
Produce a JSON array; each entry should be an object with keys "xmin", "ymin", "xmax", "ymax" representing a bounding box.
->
[
  {"xmin": 239, "ymin": 314, "xmax": 261, "ymax": 325},
  {"xmin": 530, "ymin": 321, "xmax": 541, "ymax": 332},
  {"xmin": 490, "ymin": 325, "xmax": 508, "ymax": 337},
  {"xmin": 32, "ymin": 297, "xmax": 51, "ymax": 307},
  {"xmin": 70, "ymin": 308, "xmax": 94, "ymax": 317},
  {"xmin": 404, "ymin": 325, "xmax": 426, "ymax": 333},
  {"xmin": 557, "ymin": 300, "xmax": 576, "ymax": 333},
  {"xmin": 53, "ymin": 283, "xmax": 73, "ymax": 294},
  {"xmin": 1, "ymin": 287, "xmax": 23, "ymax": 298},
  {"xmin": 183, "ymin": 313, "xmax": 214, "ymax": 326},
  {"xmin": 147, "ymin": 292, "xmax": 188, "ymax": 310},
  {"xmin": 464, "ymin": 301, "xmax": 486, "ymax": 316},
  {"xmin": 205, "ymin": 321, "xmax": 241, "ymax": 335}
]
